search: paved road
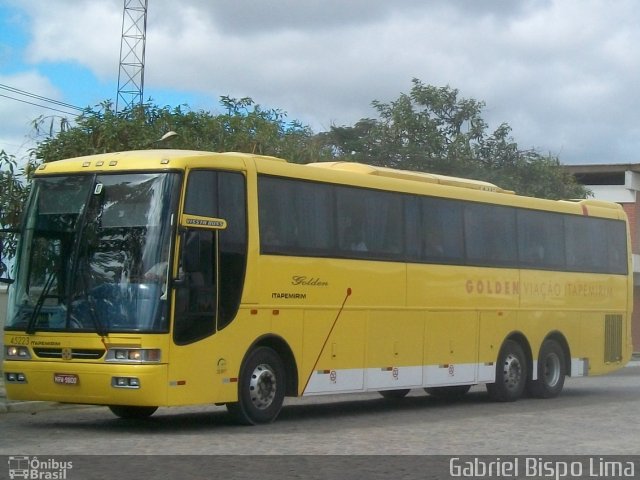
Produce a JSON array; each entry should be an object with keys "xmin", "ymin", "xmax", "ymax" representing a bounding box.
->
[{"xmin": 1, "ymin": 366, "xmax": 639, "ymax": 456}]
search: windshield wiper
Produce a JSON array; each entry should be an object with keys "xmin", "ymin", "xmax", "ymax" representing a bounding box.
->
[
  {"xmin": 86, "ymin": 293, "xmax": 108, "ymax": 337},
  {"xmin": 25, "ymin": 271, "xmax": 56, "ymax": 334}
]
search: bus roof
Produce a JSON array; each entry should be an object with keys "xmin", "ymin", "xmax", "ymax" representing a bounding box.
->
[
  {"xmin": 306, "ymin": 161, "xmax": 514, "ymax": 194},
  {"xmin": 34, "ymin": 149, "xmax": 272, "ymax": 174},
  {"xmin": 34, "ymin": 149, "xmax": 625, "ymax": 220}
]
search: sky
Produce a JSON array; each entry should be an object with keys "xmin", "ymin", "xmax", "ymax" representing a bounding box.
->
[{"xmin": 1, "ymin": 0, "xmax": 639, "ymax": 166}]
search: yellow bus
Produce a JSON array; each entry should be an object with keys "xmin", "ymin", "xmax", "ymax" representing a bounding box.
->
[{"xmin": 2, "ymin": 150, "xmax": 632, "ymax": 424}]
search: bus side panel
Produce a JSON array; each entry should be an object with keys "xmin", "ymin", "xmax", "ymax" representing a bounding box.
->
[
  {"xmin": 366, "ymin": 311, "xmax": 424, "ymax": 390},
  {"xmin": 165, "ymin": 311, "xmax": 270, "ymax": 406},
  {"xmin": 580, "ymin": 312, "xmax": 608, "ymax": 375},
  {"xmin": 302, "ymin": 309, "xmax": 366, "ymax": 394},
  {"xmin": 424, "ymin": 311, "xmax": 479, "ymax": 386},
  {"xmin": 407, "ymin": 264, "xmax": 520, "ymax": 311}
]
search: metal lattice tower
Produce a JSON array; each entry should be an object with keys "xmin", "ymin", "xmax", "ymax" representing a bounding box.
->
[{"xmin": 116, "ymin": 0, "xmax": 148, "ymax": 112}]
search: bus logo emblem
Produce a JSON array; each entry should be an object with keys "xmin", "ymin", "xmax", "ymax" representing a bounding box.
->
[{"xmin": 61, "ymin": 348, "xmax": 73, "ymax": 360}]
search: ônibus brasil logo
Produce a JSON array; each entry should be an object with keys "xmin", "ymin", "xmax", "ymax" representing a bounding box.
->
[{"xmin": 8, "ymin": 456, "xmax": 73, "ymax": 479}]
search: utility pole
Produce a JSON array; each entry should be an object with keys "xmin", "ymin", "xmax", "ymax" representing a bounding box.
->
[{"xmin": 116, "ymin": 0, "xmax": 148, "ymax": 112}]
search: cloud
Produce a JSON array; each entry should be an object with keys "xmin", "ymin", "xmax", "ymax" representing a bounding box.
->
[
  {"xmin": 6, "ymin": 0, "xmax": 640, "ymax": 164},
  {"xmin": 0, "ymin": 71, "xmax": 65, "ymax": 161},
  {"xmin": 20, "ymin": 0, "xmax": 121, "ymax": 79}
]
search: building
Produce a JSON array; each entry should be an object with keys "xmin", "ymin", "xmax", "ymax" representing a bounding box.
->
[{"xmin": 567, "ymin": 163, "xmax": 640, "ymax": 353}]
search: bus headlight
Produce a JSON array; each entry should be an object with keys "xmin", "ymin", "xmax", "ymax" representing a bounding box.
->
[
  {"xmin": 106, "ymin": 348, "xmax": 161, "ymax": 363},
  {"xmin": 5, "ymin": 346, "xmax": 31, "ymax": 360}
]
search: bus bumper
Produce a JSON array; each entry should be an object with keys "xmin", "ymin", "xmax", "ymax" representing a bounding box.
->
[{"xmin": 3, "ymin": 360, "xmax": 168, "ymax": 407}]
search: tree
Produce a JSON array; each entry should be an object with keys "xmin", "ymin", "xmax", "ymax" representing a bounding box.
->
[
  {"xmin": 33, "ymin": 97, "xmax": 330, "ymax": 165},
  {"xmin": 320, "ymin": 78, "xmax": 587, "ymax": 199},
  {"xmin": 31, "ymin": 86, "xmax": 586, "ymax": 199},
  {"xmin": 0, "ymin": 149, "xmax": 31, "ymax": 277}
]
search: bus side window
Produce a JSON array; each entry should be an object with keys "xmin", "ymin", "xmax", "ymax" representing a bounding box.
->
[
  {"xmin": 174, "ymin": 229, "xmax": 216, "ymax": 344},
  {"xmin": 174, "ymin": 169, "xmax": 247, "ymax": 344}
]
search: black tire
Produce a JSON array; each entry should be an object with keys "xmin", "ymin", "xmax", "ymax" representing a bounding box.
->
[
  {"xmin": 486, "ymin": 339, "xmax": 527, "ymax": 402},
  {"xmin": 378, "ymin": 389, "xmax": 410, "ymax": 399},
  {"xmin": 227, "ymin": 347, "xmax": 286, "ymax": 425},
  {"xmin": 425, "ymin": 385, "xmax": 471, "ymax": 400},
  {"xmin": 108, "ymin": 405, "xmax": 158, "ymax": 419},
  {"xmin": 528, "ymin": 339, "xmax": 566, "ymax": 398}
]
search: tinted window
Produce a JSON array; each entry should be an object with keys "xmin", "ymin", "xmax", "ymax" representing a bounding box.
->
[
  {"xmin": 335, "ymin": 186, "xmax": 403, "ymax": 260},
  {"xmin": 184, "ymin": 170, "xmax": 247, "ymax": 249},
  {"xmin": 259, "ymin": 177, "xmax": 334, "ymax": 256},
  {"xmin": 216, "ymin": 173, "xmax": 248, "ymax": 329},
  {"xmin": 605, "ymin": 220, "xmax": 628, "ymax": 274},
  {"xmin": 465, "ymin": 203, "xmax": 517, "ymax": 266},
  {"xmin": 176, "ymin": 170, "xmax": 247, "ymax": 343},
  {"xmin": 257, "ymin": 175, "xmax": 627, "ymax": 275},
  {"xmin": 566, "ymin": 215, "xmax": 627, "ymax": 274},
  {"xmin": 517, "ymin": 209, "xmax": 565, "ymax": 269},
  {"xmin": 184, "ymin": 171, "xmax": 217, "ymax": 217},
  {"xmin": 421, "ymin": 197, "xmax": 464, "ymax": 263}
]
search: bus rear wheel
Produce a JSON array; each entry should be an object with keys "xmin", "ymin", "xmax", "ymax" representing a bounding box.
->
[
  {"xmin": 486, "ymin": 339, "xmax": 527, "ymax": 402},
  {"xmin": 108, "ymin": 405, "xmax": 158, "ymax": 419},
  {"xmin": 528, "ymin": 339, "xmax": 566, "ymax": 398},
  {"xmin": 227, "ymin": 347, "xmax": 286, "ymax": 425}
]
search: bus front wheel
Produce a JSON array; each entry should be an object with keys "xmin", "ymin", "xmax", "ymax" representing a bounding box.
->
[
  {"xmin": 528, "ymin": 339, "xmax": 566, "ymax": 398},
  {"xmin": 486, "ymin": 339, "xmax": 527, "ymax": 402},
  {"xmin": 227, "ymin": 346, "xmax": 286, "ymax": 425},
  {"xmin": 108, "ymin": 405, "xmax": 158, "ymax": 419}
]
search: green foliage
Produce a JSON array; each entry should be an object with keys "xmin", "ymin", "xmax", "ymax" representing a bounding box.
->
[
  {"xmin": 0, "ymin": 149, "xmax": 31, "ymax": 276},
  {"xmin": 33, "ymin": 97, "xmax": 330, "ymax": 165},
  {"xmin": 320, "ymin": 78, "xmax": 587, "ymax": 200},
  {"xmin": 0, "ymin": 150, "xmax": 30, "ymax": 228}
]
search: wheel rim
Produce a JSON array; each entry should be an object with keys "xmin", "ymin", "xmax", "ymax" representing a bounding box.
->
[
  {"xmin": 502, "ymin": 353, "xmax": 523, "ymax": 391},
  {"xmin": 542, "ymin": 352, "xmax": 561, "ymax": 387},
  {"xmin": 249, "ymin": 363, "xmax": 277, "ymax": 410}
]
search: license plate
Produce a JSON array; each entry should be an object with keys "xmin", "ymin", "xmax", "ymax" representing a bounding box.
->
[{"xmin": 54, "ymin": 373, "xmax": 79, "ymax": 385}]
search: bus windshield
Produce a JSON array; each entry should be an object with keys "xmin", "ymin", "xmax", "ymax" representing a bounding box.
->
[{"xmin": 6, "ymin": 172, "xmax": 181, "ymax": 334}]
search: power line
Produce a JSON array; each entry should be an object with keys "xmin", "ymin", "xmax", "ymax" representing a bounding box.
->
[
  {"xmin": 0, "ymin": 93, "xmax": 79, "ymax": 117},
  {"xmin": 0, "ymin": 83, "xmax": 84, "ymax": 116},
  {"xmin": 0, "ymin": 83, "xmax": 84, "ymax": 111}
]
